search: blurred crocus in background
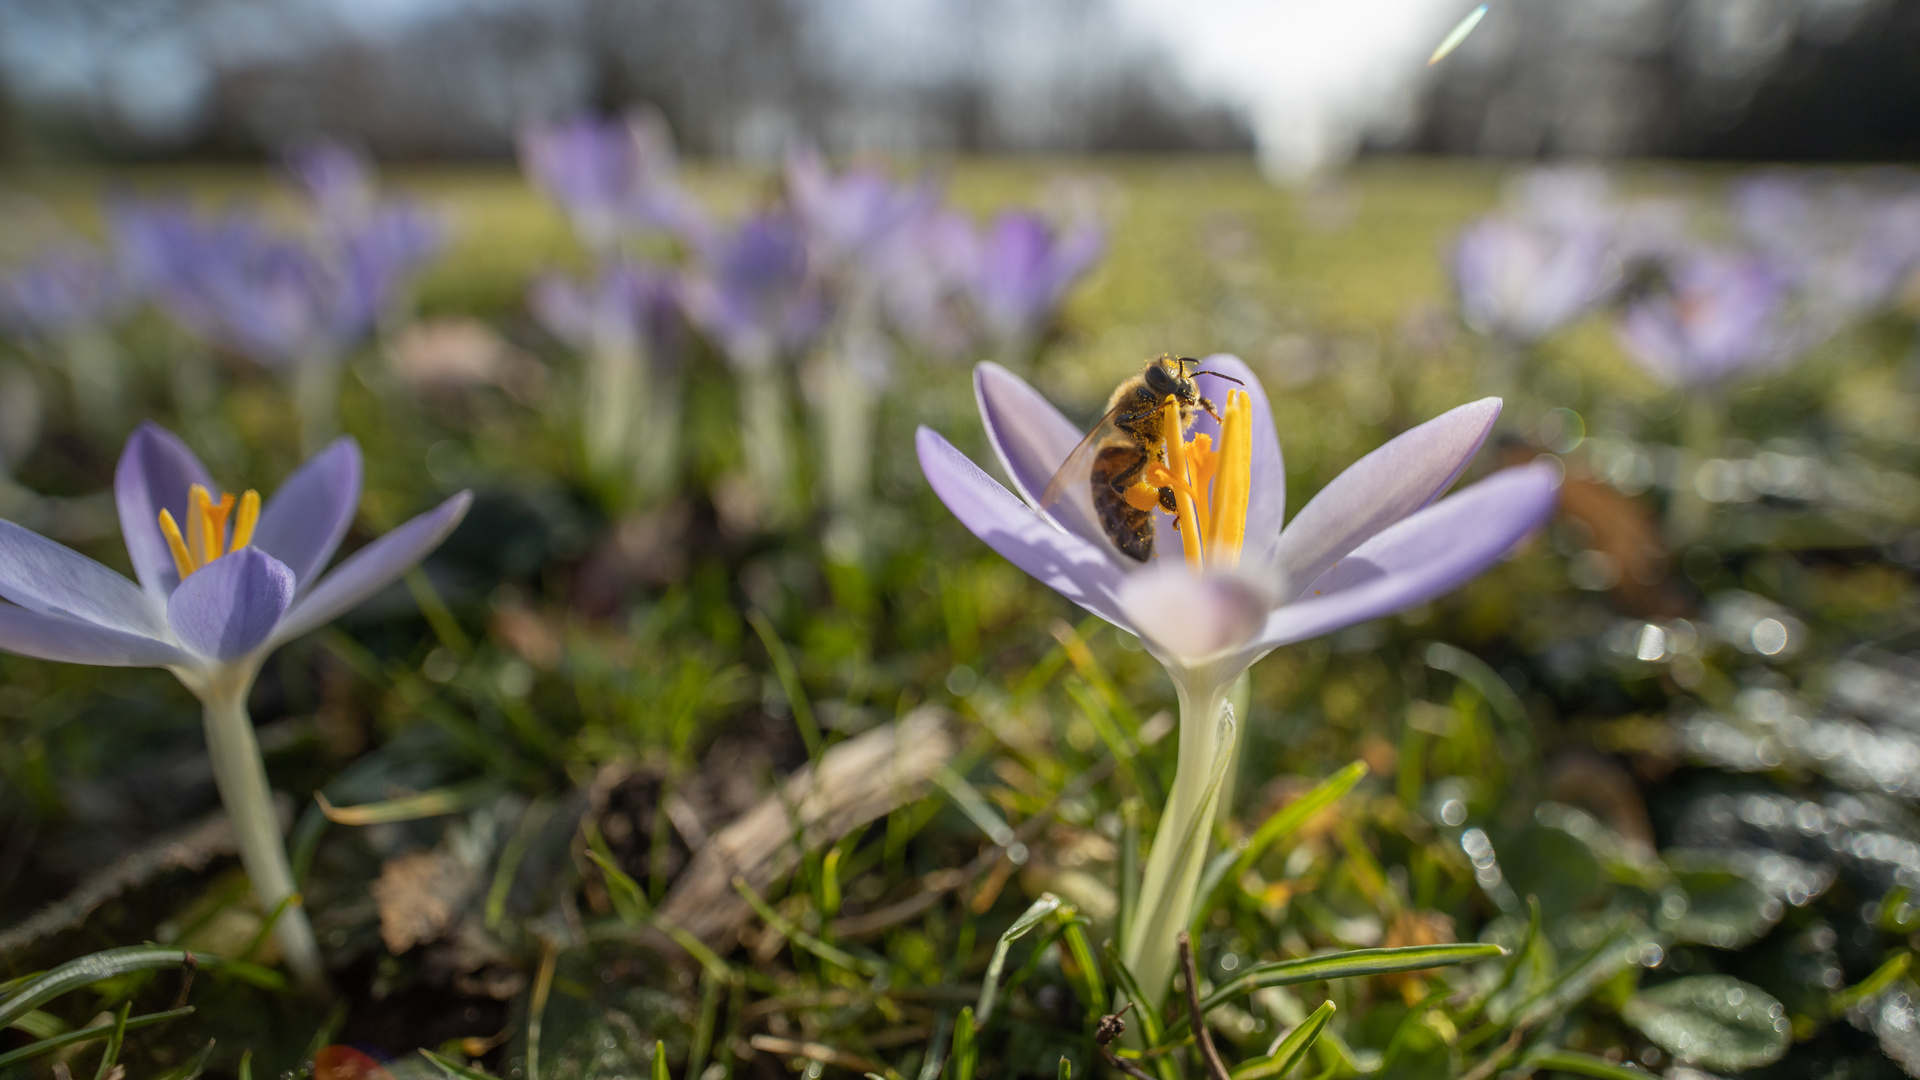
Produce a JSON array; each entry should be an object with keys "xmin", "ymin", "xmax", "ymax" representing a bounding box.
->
[
  {"xmin": 0, "ymin": 242, "xmax": 134, "ymax": 439},
  {"xmin": 785, "ymin": 149, "xmax": 935, "ymax": 558},
  {"xmin": 965, "ymin": 210, "xmax": 1103, "ymax": 369},
  {"xmin": 1449, "ymin": 169, "xmax": 1619, "ymax": 399},
  {"xmin": 1731, "ymin": 172, "xmax": 1920, "ymax": 333},
  {"xmin": 0, "ymin": 421, "xmax": 470, "ymax": 989},
  {"xmin": 531, "ymin": 260, "xmax": 687, "ymax": 505},
  {"xmin": 518, "ymin": 110, "xmax": 702, "ymax": 253},
  {"xmin": 106, "ymin": 151, "xmax": 442, "ymax": 454},
  {"xmin": 682, "ymin": 210, "xmax": 828, "ymax": 526},
  {"xmin": 1615, "ymin": 246, "xmax": 1805, "ymax": 542}
]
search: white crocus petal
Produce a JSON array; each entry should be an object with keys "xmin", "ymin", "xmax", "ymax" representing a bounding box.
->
[{"xmin": 1117, "ymin": 564, "xmax": 1273, "ymax": 666}]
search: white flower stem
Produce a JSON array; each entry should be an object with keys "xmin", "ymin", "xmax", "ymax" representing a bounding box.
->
[
  {"xmin": 1669, "ymin": 389, "xmax": 1722, "ymax": 546},
  {"xmin": 810, "ymin": 285, "xmax": 883, "ymax": 562},
  {"xmin": 291, "ymin": 351, "xmax": 343, "ymax": 457},
  {"xmin": 1122, "ymin": 674, "xmax": 1236, "ymax": 1010},
  {"xmin": 738, "ymin": 354, "xmax": 797, "ymax": 525},
  {"xmin": 199, "ymin": 679, "xmax": 325, "ymax": 992},
  {"xmin": 583, "ymin": 335, "xmax": 641, "ymax": 490}
]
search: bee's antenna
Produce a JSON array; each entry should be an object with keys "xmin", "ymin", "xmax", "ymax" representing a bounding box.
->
[{"xmin": 1190, "ymin": 370, "xmax": 1246, "ymax": 387}]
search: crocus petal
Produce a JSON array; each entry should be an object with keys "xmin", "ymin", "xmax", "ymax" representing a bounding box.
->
[
  {"xmin": 252, "ymin": 436, "xmax": 363, "ymax": 592},
  {"xmin": 166, "ymin": 547, "xmax": 297, "ymax": 661},
  {"xmin": 1116, "ymin": 564, "xmax": 1272, "ymax": 666},
  {"xmin": 0, "ymin": 603, "xmax": 188, "ymax": 667},
  {"xmin": 1246, "ymin": 463, "xmax": 1557, "ymax": 658},
  {"xmin": 917, "ymin": 427, "xmax": 1135, "ymax": 632},
  {"xmin": 114, "ymin": 421, "xmax": 214, "ymax": 603},
  {"xmin": 973, "ymin": 362, "xmax": 1118, "ymax": 559},
  {"xmin": 0, "ymin": 519, "xmax": 168, "ymax": 637},
  {"xmin": 1187, "ymin": 354, "xmax": 1285, "ymax": 574},
  {"xmin": 1272, "ymin": 397, "xmax": 1501, "ymax": 600},
  {"xmin": 268, "ymin": 491, "xmax": 473, "ymax": 648}
]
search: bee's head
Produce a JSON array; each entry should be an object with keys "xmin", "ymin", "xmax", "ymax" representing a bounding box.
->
[{"xmin": 1144, "ymin": 355, "xmax": 1201, "ymax": 402}]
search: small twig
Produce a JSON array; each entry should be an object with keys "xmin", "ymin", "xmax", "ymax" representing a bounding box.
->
[
  {"xmin": 747, "ymin": 1035, "xmax": 890, "ymax": 1076},
  {"xmin": 169, "ymin": 952, "xmax": 198, "ymax": 1012},
  {"xmin": 1458, "ymin": 1026, "xmax": 1528, "ymax": 1080},
  {"xmin": 1098, "ymin": 1046, "xmax": 1161, "ymax": 1080},
  {"xmin": 1178, "ymin": 932, "xmax": 1232, "ymax": 1080}
]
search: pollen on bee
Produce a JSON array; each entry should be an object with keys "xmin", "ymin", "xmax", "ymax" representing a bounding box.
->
[{"xmin": 1123, "ymin": 483, "xmax": 1163, "ymax": 513}]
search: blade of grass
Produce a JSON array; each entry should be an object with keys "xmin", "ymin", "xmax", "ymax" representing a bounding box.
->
[
  {"xmin": 152, "ymin": 1040, "xmax": 215, "ymax": 1080},
  {"xmin": 487, "ymin": 799, "xmax": 554, "ymax": 929},
  {"xmin": 315, "ymin": 779, "xmax": 501, "ymax": 826},
  {"xmin": 584, "ymin": 827, "xmax": 650, "ymax": 927},
  {"xmin": 732, "ymin": 877, "xmax": 884, "ymax": 977},
  {"xmin": 748, "ymin": 610, "xmax": 822, "ymax": 760},
  {"xmin": 1192, "ymin": 762, "xmax": 1368, "ymax": 931},
  {"xmin": 0, "ymin": 1008, "xmax": 194, "ymax": 1071},
  {"xmin": 420, "ymin": 1048, "xmax": 497, "ymax": 1079},
  {"xmin": 934, "ymin": 768, "xmax": 1017, "ymax": 849},
  {"xmin": 1525, "ymin": 1049, "xmax": 1658, "ymax": 1080},
  {"xmin": 1230, "ymin": 999, "xmax": 1335, "ymax": 1080},
  {"xmin": 951, "ymin": 1006, "xmax": 977, "ymax": 1080},
  {"xmin": 1061, "ymin": 918, "xmax": 1106, "ymax": 1020},
  {"xmin": 0, "ymin": 947, "xmax": 281, "ymax": 1028},
  {"xmin": 975, "ymin": 894, "xmax": 1063, "ymax": 1026},
  {"xmin": 90, "ymin": 1002, "xmax": 131, "ymax": 1080},
  {"xmin": 652, "ymin": 1039, "xmax": 669, "ymax": 1080},
  {"xmin": 1167, "ymin": 943, "xmax": 1505, "ymax": 1029}
]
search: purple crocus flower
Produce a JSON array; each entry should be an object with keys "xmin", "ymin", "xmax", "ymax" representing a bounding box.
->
[
  {"xmin": 1614, "ymin": 248, "xmax": 1801, "ymax": 389},
  {"xmin": 966, "ymin": 211, "xmax": 1103, "ymax": 348},
  {"xmin": 785, "ymin": 148, "xmax": 935, "ymax": 274},
  {"xmin": 1450, "ymin": 216, "xmax": 1614, "ymax": 344},
  {"xmin": 518, "ymin": 111, "xmax": 699, "ymax": 250},
  {"xmin": 0, "ymin": 244, "xmax": 131, "ymax": 338},
  {"xmin": 0, "ymin": 421, "xmax": 471, "ymax": 987},
  {"xmin": 531, "ymin": 260, "xmax": 685, "ymax": 359},
  {"xmin": 285, "ymin": 139, "xmax": 377, "ymax": 225},
  {"xmin": 918, "ymin": 356, "xmax": 1557, "ymax": 1003},
  {"xmin": 533, "ymin": 259, "xmax": 690, "ymax": 495},
  {"xmin": 681, "ymin": 211, "xmax": 828, "ymax": 371},
  {"xmin": 283, "ymin": 141, "xmax": 446, "ymax": 336},
  {"xmin": 877, "ymin": 209, "xmax": 981, "ymax": 358},
  {"xmin": 1731, "ymin": 173, "xmax": 1920, "ymax": 326}
]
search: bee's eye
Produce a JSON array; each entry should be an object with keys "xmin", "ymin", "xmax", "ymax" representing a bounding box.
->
[{"xmin": 1144, "ymin": 365, "xmax": 1173, "ymax": 394}]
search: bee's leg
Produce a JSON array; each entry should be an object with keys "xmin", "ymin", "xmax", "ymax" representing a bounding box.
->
[
  {"xmin": 1107, "ymin": 454, "xmax": 1148, "ymax": 492},
  {"xmin": 1158, "ymin": 487, "xmax": 1177, "ymax": 513},
  {"xmin": 1199, "ymin": 396, "xmax": 1223, "ymax": 423}
]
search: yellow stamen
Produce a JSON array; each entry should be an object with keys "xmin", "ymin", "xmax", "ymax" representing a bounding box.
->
[
  {"xmin": 1206, "ymin": 390, "xmax": 1253, "ymax": 568},
  {"xmin": 186, "ymin": 485, "xmax": 212, "ymax": 568},
  {"xmin": 1160, "ymin": 396, "xmax": 1205, "ymax": 569},
  {"xmin": 231, "ymin": 490, "xmax": 261, "ymax": 550},
  {"xmin": 158, "ymin": 509, "xmax": 196, "ymax": 579},
  {"xmin": 159, "ymin": 486, "xmax": 261, "ymax": 580},
  {"xmin": 203, "ymin": 492, "xmax": 235, "ymax": 561}
]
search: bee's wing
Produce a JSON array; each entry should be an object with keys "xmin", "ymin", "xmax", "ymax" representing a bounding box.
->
[{"xmin": 1039, "ymin": 402, "xmax": 1127, "ymax": 513}]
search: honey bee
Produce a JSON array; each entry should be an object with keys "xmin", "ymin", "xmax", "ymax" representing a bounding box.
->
[{"xmin": 1040, "ymin": 355, "xmax": 1243, "ymax": 562}]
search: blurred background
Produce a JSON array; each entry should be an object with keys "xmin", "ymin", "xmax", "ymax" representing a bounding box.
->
[
  {"xmin": 3, "ymin": 0, "xmax": 1919, "ymax": 176},
  {"xmin": 8, "ymin": 0, "xmax": 1920, "ymax": 1077}
]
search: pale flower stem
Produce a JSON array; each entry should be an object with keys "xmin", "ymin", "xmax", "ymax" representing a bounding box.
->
[
  {"xmin": 739, "ymin": 368, "xmax": 797, "ymax": 525},
  {"xmin": 200, "ymin": 683, "xmax": 326, "ymax": 992},
  {"xmin": 1214, "ymin": 672, "xmax": 1252, "ymax": 828},
  {"xmin": 585, "ymin": 331, "xmax": 642, "ymax": 492},
  {"xmin": 1668, "ymin": 389, "xmax": 1722, "ymax": 547},
  {"xmin": 1122, "ymin": 677, "xmax": 1235, "ymax": 1011},
  {"xmin": 633, "ymin": 367, "xmax": 683, "ymax": 505},
  {"xmin": 292, "ymin": 352, "xmax": 343, "ymax": 457}
]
